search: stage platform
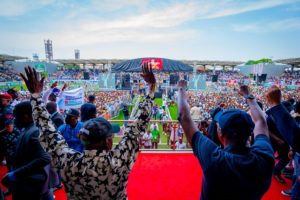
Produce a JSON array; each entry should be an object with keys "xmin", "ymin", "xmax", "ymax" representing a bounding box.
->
[{"xmin": 0, "ymin": 151, "xmax": 292, "ymax": 200}]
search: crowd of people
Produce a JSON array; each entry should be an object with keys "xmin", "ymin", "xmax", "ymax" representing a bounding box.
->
[
  {"xmin": 186, "ymin": 85, "xmax": 300, "ymax": 121},
  {"xmin": 0, "ymin": 64, "xmax": 299, "ymax": 199},
  {"xmin": 49, "ymin": 69, "xmax": 108, "ymax": 81},
  {"xmin": 90, "ymin": 91, "xmax": 132, "ymax": 117},
  {"xmin": 0, "ymin": 68, "xmax": 22, "ymax": 82}
]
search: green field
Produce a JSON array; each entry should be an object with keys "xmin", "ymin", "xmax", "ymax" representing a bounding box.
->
[
  {"xmin": 112, "ymin": 98, "xmax": 187, "ymax": 149},
  {"xmin": 168, "ymin": 103, "xmax": 178, "ymax": 120}
]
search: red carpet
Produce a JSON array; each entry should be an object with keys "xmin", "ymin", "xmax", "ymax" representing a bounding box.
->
[{"xmin": 0, "ymin": 152, "xmax": 292, "ymax": 200}]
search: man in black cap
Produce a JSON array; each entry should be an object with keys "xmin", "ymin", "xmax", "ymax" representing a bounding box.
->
[
  {"xmin": 87, "ymin": 94, "xmax": 95, "ymax": 104},
  {"xmin": 177, "ymin": 81, "xmax": 274, "ymax": 200},
  {"xmin": 80, "ymin": 103, "xmax": 96, "ymax": 122},
  {"xmin": 20, "ymin": 64, "xmax": 155, "ymax": 200},
  {"xmin": 58, "ymin": 108, "xmax": 84, "ymax": 152}
]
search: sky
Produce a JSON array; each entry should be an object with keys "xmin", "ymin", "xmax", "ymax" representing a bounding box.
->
[{"xmin": 0, "ymin": 0, "xmax": 300, "ymax": 61}]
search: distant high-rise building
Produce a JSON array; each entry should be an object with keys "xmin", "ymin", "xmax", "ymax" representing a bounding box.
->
[
  {"xmin": 75, "ymin": 49, "xmax": 80, "ymax": 60},
  {"xmin": 44, "ymin": 39, "xmax": 53, "ymax": 61},
  {"xmin": 33, "ymin": 53, "xmax": 39, "ymax": 61}
]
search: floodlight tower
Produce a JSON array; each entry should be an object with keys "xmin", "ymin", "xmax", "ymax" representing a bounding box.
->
[
  {"xmin": 75, "ymin": 49, "xmax": 80, "ymax": 60},
  {"xmin": 44, "ymin": 39, "xmax": 53, "ymax": 62}
]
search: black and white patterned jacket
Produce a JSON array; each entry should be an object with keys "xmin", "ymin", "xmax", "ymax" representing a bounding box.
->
[{"xmin": 31, "ymin": 92, "xmax": 154, "ymax": 200}]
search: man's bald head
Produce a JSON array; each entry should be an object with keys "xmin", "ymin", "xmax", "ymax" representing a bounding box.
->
[{"xmin": 46, "ymin": 102, "xmax": 57, "ymax": 114}]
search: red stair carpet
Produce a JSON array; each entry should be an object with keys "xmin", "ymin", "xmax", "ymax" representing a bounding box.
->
[{"xmin": 0, "ymin": 152, "xmax": 292, "ymax": 200}]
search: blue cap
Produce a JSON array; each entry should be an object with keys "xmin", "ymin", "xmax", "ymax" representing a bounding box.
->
[
  {"xmin": 51, "ymin": 88, "xmax": 60, "ymax": 96},
  {"xmin": 215, "ymin": 109, "xmax": 254, "ymax": 139},
  {"xmin": 65, "ymin": 108, "xmax": 80, "ymax": 117}
]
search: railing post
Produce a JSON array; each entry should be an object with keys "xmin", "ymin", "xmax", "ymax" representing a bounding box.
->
[{"xmin": 171, "ymin": 123, "xmax": 177, "ymax": 150}]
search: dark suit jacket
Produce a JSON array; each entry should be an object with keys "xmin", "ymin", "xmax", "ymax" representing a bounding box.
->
[
  {"xmin": 51, "ymin": 112, "xmax": 64, "ymax": 128},
  {"xmin": 267, "ymin": 104, "xmax": 300, "ymax": 153},
  {"xmin": 12, "ymin": 123, "xmax": 51, "ymax": 199}
]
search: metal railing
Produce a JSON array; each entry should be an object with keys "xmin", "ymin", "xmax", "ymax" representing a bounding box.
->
[{"xmin": 108, "ymin": 120, "xmax": 201, "ymax": 150}]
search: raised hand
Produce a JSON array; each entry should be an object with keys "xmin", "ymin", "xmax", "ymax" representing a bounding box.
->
[
  {"xmin": 141, "ymin": 62, "xmax": 156, "ymax": 91},
  {"xmin": 51, "ymin": 81, "xmax": 58, "ymax": 89},
  {"xmin": 265, "ymin": 86, "xmax": 281, "ymax": 107},
  {"xmin": 20, "ymin": 66, "xmax": 45, "ymax": 94},
  {"xmin": 62, "ymin": 82, "xmax": 68, "ymax": 91},
  {"xmin": 239, "ymin": 85, "xmax": 250, "ymax": 96}
]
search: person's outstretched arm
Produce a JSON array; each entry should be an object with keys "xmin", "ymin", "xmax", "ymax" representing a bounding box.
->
[
  {"xmin": 239, "ymin": 85, "xmax": 268, "ymax": 138},
  {"xmin": 177, "ymin": 80, "xmax": 218, "ymax": 171},
  {"xmin": 56, "ymin": 83, "xmax": 67, "ymax": 103},
  {"xmin": 177, "ymin": 80, "xmax": 197, "ymax": 144},
  {"xmin": 20, "ymin": 67, "xmax": 81, "ymax": 170},
  {"xmin": 112, "ymin": 63, "xmax": 156, "ymax": 165},
  {"xmin": 42, "ymin": 81, "xmax": 57, "ymax": 103}
]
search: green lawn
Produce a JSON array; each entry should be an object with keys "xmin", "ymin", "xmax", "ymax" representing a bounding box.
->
[
  {"xmin": 111, "ymin": 105, "xmax": 133, "ymax": 126},
  {"xmin": 154, "ymin": 98, "xmax": 162, "ymax": 107},
  {"xmin": 168, "ymin": 103, "xmax": 178, "ymax": 120},
  {"xmin": 112, "ymin": 98, "xmax": 189, "ymax": 149}
]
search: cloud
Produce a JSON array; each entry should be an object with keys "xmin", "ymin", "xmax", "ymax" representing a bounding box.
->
[
  {"xmin": 233, "ymin": 17, "xmax": 300, "ymax": 32},
  {"xmin": 2, "ymin": 0, "xmax": 299, "ymax": 18},
  {"xmin": 90, "ymin": 0, "xmax": 148, "ymax": 11},
  {"xmin": 35, "ymin": 2, "xmax": 200, "ymax": 46},
  {"xmin": 199, "ymin": 0, "xmax": 300, "ymax": 19},
  {"xmin": 0, "ymin": 0, "xmax": 56, "ymax": 17},
  {"xmin": 81, "ymin": 2, "xmax": 199, "ymax": 31},
  {"xmin": 1, "ymin": 0, "xmax": 300, "ymax": 59}
]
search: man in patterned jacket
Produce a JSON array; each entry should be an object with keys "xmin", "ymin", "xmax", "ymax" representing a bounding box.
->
[{"xmin": 20, "ymin": 64, "xmax": 156, "ymax": 200}]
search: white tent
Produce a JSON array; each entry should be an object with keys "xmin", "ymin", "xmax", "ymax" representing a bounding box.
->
[{"xmin": 236, "ymin": 62, "xmax": 290, "ymax": 77}]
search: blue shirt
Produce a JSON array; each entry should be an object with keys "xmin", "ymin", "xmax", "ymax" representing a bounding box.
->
[
  {"xmin": 58, "ymin": 122, "xmax": 84, "ymax": 152},
  {"xmin": 192, "ymin": 131, "xmax": 274, "ymax": 200}
]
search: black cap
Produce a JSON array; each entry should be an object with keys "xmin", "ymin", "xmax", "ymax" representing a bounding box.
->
[
  {"xmin": 79, "ymin": 117, "xmax": 120, "ymax": 143},
  {"xmin": 65, "ymin": 108, "xmax": 80, "ymax": 117}
]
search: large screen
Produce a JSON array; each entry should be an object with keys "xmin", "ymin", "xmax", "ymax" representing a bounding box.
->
[
  {"xmin": 188, "ymin": 74, "xmax": 207, "ymax": 90},
  {"xmin": 98, "ymin": 73, "xmax": 116, "ymax": 89}
]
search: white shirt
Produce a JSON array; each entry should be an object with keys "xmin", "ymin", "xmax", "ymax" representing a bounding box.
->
[
  {"xmin": 170, "ymin": 126, "xmax": 178, "ymax": 142},
  {"xmin": 143, "ymin": 133, "xmax": 152, "ymax": 147},
  {"xmin": 150, "ymin": 123, "xmax": 159, "ymax": 130},
  {"xmin": 190, "ymin": 106, "xmax": 201, "ymax": 120},
  {"xmin": 176, "ymin": 141, "xmax": 187, "ymax": 149}
]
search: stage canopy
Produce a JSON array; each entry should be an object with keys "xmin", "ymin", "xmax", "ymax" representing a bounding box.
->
[{"xmin": 111, "ymin": 58, "xmax": 193, "ymax": 73}]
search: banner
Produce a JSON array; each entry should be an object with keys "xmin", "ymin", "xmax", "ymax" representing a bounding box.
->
[
  {"xmin": 59, "ymin": 87, "xmax": 84, "ymax": 109},
  {"xmin": 34, "ymin": 63, "xmax": 46, "ymax": 72},
  {"xmin": 142, "ymin": 58, "xmax": 163, "ymax": 70}
]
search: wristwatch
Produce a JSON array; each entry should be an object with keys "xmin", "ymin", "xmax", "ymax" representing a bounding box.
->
[{"xmin": 244, "ymin": 94, "xmax": 255, "ymax": 100}]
